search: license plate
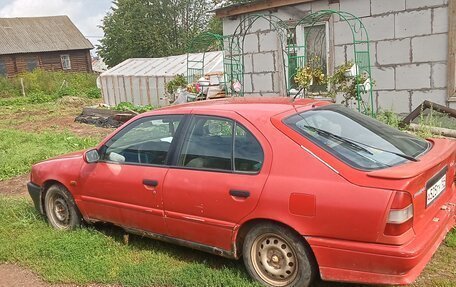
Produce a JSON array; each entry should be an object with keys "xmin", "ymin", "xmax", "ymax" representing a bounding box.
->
[{"xmin": 426, "ymin": 169, "xmax": 447, "ymax": 207}]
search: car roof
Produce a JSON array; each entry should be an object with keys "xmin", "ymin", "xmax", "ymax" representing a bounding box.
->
[{"xmin": 145, "ymin": 97, "xmax": 326, "ymax": 118}]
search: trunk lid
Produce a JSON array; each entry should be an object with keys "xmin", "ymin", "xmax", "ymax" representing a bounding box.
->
[{"xmin": 372, "ymin": 138, "xmax": 456, "ymax": 235}]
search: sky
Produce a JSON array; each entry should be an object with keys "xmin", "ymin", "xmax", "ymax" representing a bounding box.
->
[{"xmin": 0, "ymin": 0, "xmax": 113, "ymax": 51}]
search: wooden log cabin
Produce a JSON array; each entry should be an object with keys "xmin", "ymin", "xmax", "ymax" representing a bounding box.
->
[{"xmin": 0, "ymin": 16, "xmax": 94, "ymax": 77}]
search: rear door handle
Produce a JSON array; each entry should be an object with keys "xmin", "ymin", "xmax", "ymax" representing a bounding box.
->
[
  {"xmin": 230, "ymin": 190, "xmax": 250, "ymax": 198},
  {"xmin": 143, "ymin": 179, "xmax": 158, "ymax": 187}
]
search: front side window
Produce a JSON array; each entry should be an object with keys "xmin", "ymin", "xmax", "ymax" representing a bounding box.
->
[
  {"xmin": 178, "ymin": 116, "xmax": 264, "ymax": 173},
  {"xmin": 284, "ymin": 105, "xmax": 429, "ymax": 170},
  {"xmin": 61, "ymin": 55, "xmax": 71, "ymax": 70},
  {"xmin": 100, "ymin": 115, "xmax": 182, "ymax": 165}
]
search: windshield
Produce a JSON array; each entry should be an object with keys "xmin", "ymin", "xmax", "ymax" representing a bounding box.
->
[{"xmin": 284, "ymin": 104, "xmax": 430, "ymax": 170}]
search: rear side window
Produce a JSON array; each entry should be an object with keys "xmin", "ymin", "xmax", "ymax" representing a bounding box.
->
[
  {"xmin": 235, "ymin": 124, "xmax": 263, "ymax": 172},
  {"xmin": 284, "ymin": 104, "xmax": 429, "ymax": 170},
  {"xmin": 178, "ymin": 116, "xmax": 263, "ymax": 173}
]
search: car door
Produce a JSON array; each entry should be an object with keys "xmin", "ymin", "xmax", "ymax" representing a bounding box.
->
[
  {"xmin": 78, "ymin": 114, "xmax": 185, "ymax": 235},
  {"xmin": 162, "ymin": 111, "xmax": 272, "ymax": 251}
]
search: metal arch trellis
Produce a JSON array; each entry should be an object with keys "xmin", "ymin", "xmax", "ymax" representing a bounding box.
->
[
  {"xmin": 186, "ymin": 32, "xmax": 225, "ymax": 84},
  {"xmin": 290, "ymin": 10, "xmax": 374, "ymax": 116},
  {"xmin": 224, "ymin": 14, "xmax": 289, "ymax": 97}
]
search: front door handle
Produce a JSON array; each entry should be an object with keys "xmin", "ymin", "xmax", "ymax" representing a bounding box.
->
[
  {"xmin": 230, "ymin": 190, "xmax": 250, "ymax": 198},
  {"xmin": 143, "ymin": 179, "xmax": 158, "ymax": 187}
]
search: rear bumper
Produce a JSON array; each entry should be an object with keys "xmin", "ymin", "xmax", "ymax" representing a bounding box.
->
[
  {"xmin": 307, "ymin": 190, "xmax": 456, "ymax": 285},
  {"xmin": 27, "ymin": 182, "xmax": 44, "ymax": 215}
]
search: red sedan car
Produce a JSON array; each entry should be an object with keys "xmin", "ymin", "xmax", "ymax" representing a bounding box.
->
[{"xmin": 28, "ymin": 97, "xmax": 455, "ymax": 287}]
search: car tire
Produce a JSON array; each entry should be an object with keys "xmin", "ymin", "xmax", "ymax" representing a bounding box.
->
[
  {"xmin": 243, "ymin": 223, "xmax": 316, "ymax": 287},
  {"xmin": 44, "ymin": 184, "xmax": 81, "ymax": 230}
]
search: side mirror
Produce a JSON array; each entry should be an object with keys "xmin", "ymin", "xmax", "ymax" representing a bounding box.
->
[{"xmin": 84, "ymin": 149, "xmax": 100, "ymax": 163}]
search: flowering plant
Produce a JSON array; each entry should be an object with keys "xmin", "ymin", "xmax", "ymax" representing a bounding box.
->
[
  {"xmin": 186, "ymin": 83, "xmax": 201, "ymax": 94},
  {"xmin": 294, "ymin": 66, "xmax": 326, "ymax": 90}
]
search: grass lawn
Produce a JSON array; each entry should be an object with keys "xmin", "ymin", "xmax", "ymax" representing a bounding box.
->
[
  {"xmin": 0, "ymin": 196, "xmax": 454, "ymax": 287},
  {"xmin": 0, "ymin": 100, "xmax": 111, "ymax": 181},
  {"xmin": 0, "ymin": 197, "xmax": 258, "ymax": 287},
  {"xmin": 0, "ymin": 129, "xmax": 98, "ymax": 180}
]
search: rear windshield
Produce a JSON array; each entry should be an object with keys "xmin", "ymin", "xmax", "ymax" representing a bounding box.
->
[{"xmin": 284, "ymin": 104, "xmax": 430, "ymax": 170}]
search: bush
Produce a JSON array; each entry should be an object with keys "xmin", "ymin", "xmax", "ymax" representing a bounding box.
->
[
  {"xmin": 54, "ymin": 86, "xmax": 78, "ymax": 98},
  {"xmin": 376, "ymin": 110, "xmax": 401, "ymax": 129},
  {"xmin": 0, "ymin": 76, "xmax": 20, "ymax": 98},
  {"xmin": 28, "ymin": 91, "xmax": 57, "ymax": 104},
  {"xmin": 85, "ymin": 87, "xmax": 102, "ymax": 99},
  {"xmin": 0, "ymin": 70, "xmax": 102, "ymax": 105},
  {"xmin": 166, "ymin": 74, "xmax": 187, "ymax": 94},
  {"xmin": 17, "ymin": 69, "xmax": 99, "ymax": 96},
  {"xmin": 113, "ymin": 102, "xmax": 154, "ymax": 113}
]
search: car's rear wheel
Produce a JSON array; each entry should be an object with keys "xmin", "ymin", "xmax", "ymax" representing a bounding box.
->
[
  {"xmin": 243, "ymin": 223, "xmax": 315, "ymax": 287},
  {"xmin": 44, "ymin": 184, "xmax": 81, "ymax": 230}
]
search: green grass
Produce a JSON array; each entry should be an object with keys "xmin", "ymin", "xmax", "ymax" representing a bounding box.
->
[
  {"xmin": 0, "ymin": 196, "xmax": 257, "ymax": 287},
  {"xmin": 0, "ymin": 129, "xmax": 98, "ymax": 180},
  {"xmin": 0, "ymin": 70, "xmax": 100, "ymax": 107},
  {"xmin": 446, "ymin": 228, "xmax": 456, "ymax": 248},
  {"xmin": 0, "ymin": 196, "xmax": 454, "ymax": 287}
]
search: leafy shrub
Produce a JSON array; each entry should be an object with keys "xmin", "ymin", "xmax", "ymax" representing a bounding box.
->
[
  {"xmin": 54, "ymin": 86, "xmax": 78, "ymax": 98},
  {"xmin": 85, "ymin": 87, "xmax": 102, "ymax": 99},
  {"xmin": 113, "ymin": 102, "xmax": 154, "ymax": 113},
  {"xmin": 0, "ymin": 97, "xmax": 28, "ymax": 106},
  {"xmin": 166, "ymin": 74, "xmax": 188, "ymax": 94},
  {"xmin": 28, "ymin": 91, "xmax": 56, "ymax": 104},
  {"xmin": 0, "ymin": 70, "xmax": 99, "ymax": 99},
  {"xmin": 0, "ymin": 76, "xmax": 20, "ymax": 98},
  {"xmin": 376, "ymin": 110, "xmax": 401, "ymax": 129}
]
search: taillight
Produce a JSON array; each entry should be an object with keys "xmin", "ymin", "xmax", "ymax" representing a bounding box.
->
[{"xmin": 384, "ymin": 191, "xmax": 413, "ymax": 236}]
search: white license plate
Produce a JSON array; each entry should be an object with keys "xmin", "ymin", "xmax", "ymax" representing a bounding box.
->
[{"xmin": 426, "ymin": 173, "xmax": 446, "ymax": 206}]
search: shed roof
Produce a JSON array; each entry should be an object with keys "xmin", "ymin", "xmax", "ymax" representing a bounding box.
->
[
  {"xmin": 214, "ymin": 0, "xmax": 317, "ymax": 18},
  {"xmin": 101, "ymin": 51, "xmax": 223, "ymax": 78},
  {"xmin": 0, "ymin": 16, "xmax": 94, "ymax": 55}
]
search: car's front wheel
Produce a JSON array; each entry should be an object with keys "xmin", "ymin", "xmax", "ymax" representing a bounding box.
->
[
  {"xmin": 243, "ymin": 223, "xmax": 316, "ymax": 287},
  {"xmin": 44, "ymin": 184, "xmax": 81, "ymax": 230}
]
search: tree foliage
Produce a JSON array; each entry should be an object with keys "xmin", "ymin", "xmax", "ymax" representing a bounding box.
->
[{"xmin": 98, "ymin": 0, "xmax": 254, "ymax": 67}]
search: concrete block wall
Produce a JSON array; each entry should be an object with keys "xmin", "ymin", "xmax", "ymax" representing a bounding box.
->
[
  {"xmin": 334, "ymin": 0, "xmax": 449, "ymax": 113},
  {"xmin": 223, "ymin": 15, "xmax": 284, "ymax": 96},
  {"xmin": 222, "ymin": 0, "xmax": 449, "ymax": 111}
]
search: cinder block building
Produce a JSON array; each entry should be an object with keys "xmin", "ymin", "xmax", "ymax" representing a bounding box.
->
[
  {"xmin": 0, "ymin": 16, "xmax": 94, "ymax": 77},
  {"xmin": 215, "ymin": 0, "xmax": 455, "ymax": 113}
]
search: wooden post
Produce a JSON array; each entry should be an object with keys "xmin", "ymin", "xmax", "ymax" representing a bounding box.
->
[
  {"xmin": 20, "ymin": 78, "xmax": 25, "ymax": 97},
  {"xmin": 448, "ymin": 0, "xmax": 456, "ymax": 100}
]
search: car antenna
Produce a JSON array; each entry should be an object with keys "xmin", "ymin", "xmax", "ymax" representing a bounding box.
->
[{"xmin": 293, "ymin": 88, "xmax": 304, "ymax": 101}]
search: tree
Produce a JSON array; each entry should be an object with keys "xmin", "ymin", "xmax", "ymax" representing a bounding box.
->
[
  {"xmin": 98, "ymin": 0, "xmax": 217, "ymax": 67},
  {"xmin": 98, "ymin": 0, "xmax": 255, "ymax": 67}
]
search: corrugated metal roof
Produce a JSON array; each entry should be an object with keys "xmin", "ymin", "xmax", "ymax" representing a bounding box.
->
[
  {"xmin": 0, "ymin": 16, "xmax": 94, "ymax": 55},
  {"xmin": 101, "ymin": 51, "xmax": 223, "ymax": 77}
]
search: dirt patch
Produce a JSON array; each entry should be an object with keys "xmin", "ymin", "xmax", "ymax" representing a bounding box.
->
[
  {"xmin": 0, "ymin": 264, "xmax": 117, "ymax": 287},
  {"xmin": 15, "ymin": 110, "xmax": 114, "ymax": 139},
  {"xmin": 0, "ymin": 264, "xmax": 48, "ymax": 287},
  {"xmin": 0, "ymin": 174, "xmax": 29, "ymax": 196},
  {"xmin": 0, "ymin": 104, "xmax": 114, "ymax": 139}
]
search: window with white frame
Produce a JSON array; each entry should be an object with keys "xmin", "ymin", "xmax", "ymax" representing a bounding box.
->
[{"xmin": 60, "ymin": 54, "xmax": 71, "ymax": 70}]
